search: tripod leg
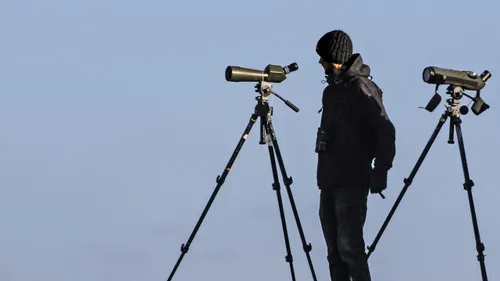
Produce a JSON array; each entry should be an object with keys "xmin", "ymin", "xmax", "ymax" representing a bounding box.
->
[
  {"xmin": 366, "ymin": 113, "xmax": 449, "ymax": 259},
  {"xmin": 266, "ymin": 120, "xmax": 318, "ymax": 281},
  {"xmin": 448, "ymin": 114, "xmax": 455, "ymax": 144},
  {"xmin": 263, "ymin": 118, "xmax": 297, "ymax": 281},
  {"xmin": 167, "ymin": 113, "xmax": 259, "ymax": 281},
  {"xmin": 453, "ymin": 117, "xmax": 488, "ymax": 281}
]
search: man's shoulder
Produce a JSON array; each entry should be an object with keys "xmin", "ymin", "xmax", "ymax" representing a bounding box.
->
[
  {"xmin": 322, "ymin": 81, "xmax": 342, "ymax": 96},
  {"xmin": 349, "ymin": 76, "xmax": 383, "ymax": 100}
]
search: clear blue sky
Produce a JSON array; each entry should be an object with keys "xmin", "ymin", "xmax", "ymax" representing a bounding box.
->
[{"xmin": 1, "ymin": 0, "xmax": 499, "ymax": 280}]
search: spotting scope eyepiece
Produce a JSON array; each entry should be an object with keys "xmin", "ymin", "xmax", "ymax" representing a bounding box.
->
[
  {"xmin": 225, "ymin": 62, "xmax": 299, "ymax": 83},
  {"xmin": 422, "ymin": 66, "xmax": 491, "ymax": 91},
  {"xmin": 283, "ymin": 62, "xmax": 298, "ymax": 74}
]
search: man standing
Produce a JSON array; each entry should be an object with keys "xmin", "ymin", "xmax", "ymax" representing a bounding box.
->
[{"xmin": 314, "ymin": 30, "xmax": 396, "ymax": 281}]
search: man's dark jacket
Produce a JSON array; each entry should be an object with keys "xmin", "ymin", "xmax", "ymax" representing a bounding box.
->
[{"xmin": 317, "ymin": 53, "xmax": 396, "ymax": 190}]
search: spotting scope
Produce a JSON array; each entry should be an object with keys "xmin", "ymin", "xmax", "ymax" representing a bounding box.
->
[
  {"xmin": 225, "ymin": 63, "xmax": 298, "ymax": 83},
  {"xmin": 422, "ymin": 66, "xmax": 491, "ymax": 91}
]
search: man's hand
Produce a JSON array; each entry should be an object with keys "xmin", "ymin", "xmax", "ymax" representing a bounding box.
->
[{"xmin": 369, "ymin": 169, "xmax": 387, "ymax": 194}]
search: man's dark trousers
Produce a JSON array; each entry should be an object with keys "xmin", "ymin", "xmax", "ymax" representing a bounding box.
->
[{"xmin": 319, "ymin": 186, "xmax": 371, "ymax": 281}]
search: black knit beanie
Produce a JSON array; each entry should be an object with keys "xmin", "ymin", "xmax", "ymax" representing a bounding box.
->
[{"xmin": 316, "ymin": 30, "xmax": 353, "ymax": 64}]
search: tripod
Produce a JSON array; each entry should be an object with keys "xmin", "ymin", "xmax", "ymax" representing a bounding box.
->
[
  {"xmin": 365, "ymin": 85, "xmax": 489, "ymax": 281},
  {"xmin": 167, "ymin": 81, "xmax": 317, "ymax": 281}
]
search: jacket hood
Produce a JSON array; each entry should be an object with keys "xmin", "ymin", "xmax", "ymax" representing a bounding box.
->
[
  {"xmin": 325, "ymin": 53, "xmax": 370, "ymax": 85},
  {"xmin": 343, "ymin": 53, "xmax": 370, "ymax": 78}
]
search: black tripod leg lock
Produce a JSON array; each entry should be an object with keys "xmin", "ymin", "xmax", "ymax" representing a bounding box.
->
[
  {"xmin": 303, "ymin": 243, "xmax": 312, "ymax": 252},
  {"xmin": 284, "ymin": 176, "xmax": 293, "ymax": 186},
  {"xmin": 272, "ymin": 182, "xmax": 280, "ymax": 190},
  {"xmin": 216, "ymin": 175, "xmax": 224, "ymax": 184},
  {"xmin": 477, "ymin": 243, "xmax": 485, "ymax": 253},
  {"xmin": 403, "ymin": 177, "xmax": 412, "ymax": 185},
  {"xmin": 285, "ymin": 254, "xmax": 293, "ymax": 262},
  {"xmin": 463, "ymin": 179, "xmax": 475, "ymax": 190},
  {"xmin": 366, "ymin": 245, "xmax": 375, "ymax": 252},
  {"xmin": 477, "ymin": 243, "xmax": 486, "ymax": 262},
  {"xmin": 180, "ymin": 243, "xmax": 189, "ymax": 253}
]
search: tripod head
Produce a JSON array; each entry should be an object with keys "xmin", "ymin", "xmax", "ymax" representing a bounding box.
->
[
  {"xmin": 254, "ymin": 81, "xmax": 299, "ymax": 113},
  {"xmin": 253, "ymin": 80, "xmax": 300, "ymax": 146},
  {"xmin": 421, "ymin": 67, "xmax": 492, "ymax": 116}
]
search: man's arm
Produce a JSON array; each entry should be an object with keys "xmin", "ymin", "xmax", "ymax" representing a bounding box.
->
[{"xmin": 358, "ymin": 80, "xmax": 396, "ymax": 172}]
